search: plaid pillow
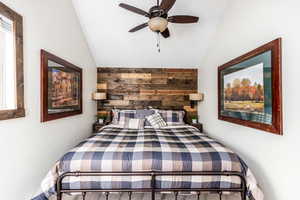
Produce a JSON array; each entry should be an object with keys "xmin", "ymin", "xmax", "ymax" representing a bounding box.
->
[
  {"xmin": 158, "ymin": 110, "xmax": 185, "ymax": 125},
  {"xmin": 136, "ymin": 109, "xmax": 155, "ymax": 126},
  {"xmin": 123, "ymin": 118, "xmax": 145, "ymax": 129},
  {"xmin": 146, "ymin": 113, "xmax": 167, "ymax": 128},
  {"xmin": 118, "ymin": 110, "xmax": 137, "ymax": 125}
]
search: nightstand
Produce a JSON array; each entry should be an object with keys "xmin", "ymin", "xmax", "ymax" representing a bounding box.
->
[
  {"xmin": 92, "ymin": 123, "xmax": 107, "ymax": 133},
  {"xmin": 189, "ymin": 123, "xmax": 203, "ymax": 133}
]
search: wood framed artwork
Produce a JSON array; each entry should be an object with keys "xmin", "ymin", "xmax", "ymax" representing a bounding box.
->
[
  {"xmin": 218, "ymin": 38, "xmax": 283, "ymax": 135},
  {"xmin": 41, "ymin": 50, "xmax": 82, "ymax": 122}
]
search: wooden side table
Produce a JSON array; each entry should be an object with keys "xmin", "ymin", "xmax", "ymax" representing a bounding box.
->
[{"xmin": 189, "ymin": 123, "xmax": 203, "ymax": 133}]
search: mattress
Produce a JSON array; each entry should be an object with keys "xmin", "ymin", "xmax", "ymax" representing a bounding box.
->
[{"xmin": 32, "ymin": 125, "xmax": 263, "ymax": 200}]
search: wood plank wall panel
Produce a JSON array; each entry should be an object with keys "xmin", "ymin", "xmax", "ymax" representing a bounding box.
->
[{"xmin": 97, "ymin": 67, "xmax": 198, "ymax": 122}]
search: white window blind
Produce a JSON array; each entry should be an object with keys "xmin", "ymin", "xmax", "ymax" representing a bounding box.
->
[{"xmin": 0, "ymin": 15, "xmax": 16, "ymax": 110}]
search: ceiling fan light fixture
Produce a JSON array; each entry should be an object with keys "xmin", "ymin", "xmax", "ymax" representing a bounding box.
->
[{"xmin": 148, "ymin": 17, "xmax": 168, "ymax": 32}]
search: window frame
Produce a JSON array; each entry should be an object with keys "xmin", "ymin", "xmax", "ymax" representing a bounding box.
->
[{"xmin": 0, "ymin": 2, "xmax": 25, "ymax": 121}]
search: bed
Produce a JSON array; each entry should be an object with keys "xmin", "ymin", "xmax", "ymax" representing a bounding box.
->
[{"xmin": 32, "ymin": 123, "xmax": 263, "ymax": 200}]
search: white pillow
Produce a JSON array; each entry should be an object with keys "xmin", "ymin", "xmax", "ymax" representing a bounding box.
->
[
  {"xmin": 123, "ymin": 118, "xmax": 145, "ymax": 129},
  {"xmin": 111, "ymin": 109, "xmax": 120, "ymax": 125},
  {"xmin": 146, "ymin": 113, "xmax": 167, "ymax": 128}
]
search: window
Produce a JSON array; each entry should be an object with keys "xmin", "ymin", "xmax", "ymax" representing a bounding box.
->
[
  {"xmin": 0, "ymin": 2, "xmax": 24, "ymax": 120},
  {"xmin": 0, "ymin": 15, "xmax": 15, "ymax": 110}
]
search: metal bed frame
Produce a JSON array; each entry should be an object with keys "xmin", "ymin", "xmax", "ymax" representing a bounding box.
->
[{"xmin": 56, "ymin": 171, "xmax": 247, "ymax": 200}]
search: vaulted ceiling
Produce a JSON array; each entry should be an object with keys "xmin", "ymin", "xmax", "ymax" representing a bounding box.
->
[{"xmin": 72, "ymin": 0, "xmax": 228, "ymax": 67}]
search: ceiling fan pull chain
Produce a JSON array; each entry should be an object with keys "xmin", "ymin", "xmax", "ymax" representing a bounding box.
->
[{"xmin": 157, "ymin": 32, "xmax": 161, "ymax": 53}]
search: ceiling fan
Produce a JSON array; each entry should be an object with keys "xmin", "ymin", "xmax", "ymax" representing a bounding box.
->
[{"xmin": 119, "ymin": 0, "xmax": 199, "ymax": 39}]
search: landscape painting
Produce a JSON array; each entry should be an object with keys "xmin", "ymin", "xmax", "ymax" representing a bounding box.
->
[
  {"xmin": 223, "ymin": 63, "xmax": 264, "ymax": 114},
  {"xmin": 48, "ymin": 65, "xmax": 80, "ymax": 114},
  {"xmin": 218, "ymin": 38, "xmax": 282, "ymax": 135},
  {"xmin": 41, "ymin": 50, "xmax": 82, "ymax": 122}
]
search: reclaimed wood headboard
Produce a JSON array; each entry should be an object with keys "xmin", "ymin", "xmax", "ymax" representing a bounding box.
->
[{"xmin": 97, "ymin": 67, "xmax": 198, "ymax": 122}]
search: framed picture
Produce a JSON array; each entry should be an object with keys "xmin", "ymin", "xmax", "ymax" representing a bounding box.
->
[
  {"xmin": 218, "ymin": 38, "xmax": 282, "ymax": 135},
  {"xmin": 41, "ymin": 50, "xmax": 82, "ymax": 122}
]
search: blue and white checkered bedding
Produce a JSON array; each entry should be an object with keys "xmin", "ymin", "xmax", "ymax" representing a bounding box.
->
[{"xmin": 32, "ymin": 125, "xmax": 263, "ymax": 200}]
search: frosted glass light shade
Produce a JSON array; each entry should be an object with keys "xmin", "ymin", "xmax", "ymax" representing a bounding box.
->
[
  {"xmin": 92, "ymin": 92, "xmax": 107, "ymax": 100},
  {"xmin": 189, "ymin": 93, "xmax": 204, "ymax": 101},
  {"xmin": 148, "ymin": 17, "xmax": 168, "ymax": 32}
]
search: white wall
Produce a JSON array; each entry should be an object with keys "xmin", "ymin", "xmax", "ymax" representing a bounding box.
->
[
  {"xmin": 199, "ymin": 0, "xmax": 300, "ymax": 200},
  {"xmin": 0, "ymin": 0, "xmax": 96, "ymax": 200}
]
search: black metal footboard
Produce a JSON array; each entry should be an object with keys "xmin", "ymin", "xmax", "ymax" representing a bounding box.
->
[{"xmin": 56, "ymin": 171, "xmax": 247, "ymax": 200}]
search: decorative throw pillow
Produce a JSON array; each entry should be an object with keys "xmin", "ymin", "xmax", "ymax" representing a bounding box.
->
[
  {"xmin": 158, "ymin": 110, "xmax": 185, "ymax": 125},
  {"xmin": 146, "ymin": 113, "xmax": 167, "ymax": 128},
  {"xmin": 123, "ymin": 118, "xmax": 145, "ymax": 129}
]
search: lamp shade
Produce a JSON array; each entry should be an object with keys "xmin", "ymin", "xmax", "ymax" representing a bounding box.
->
[
  {"xmin": 189, "ymin": 93, "xmax": 204, "ymax": 101},
  {"xmin": 92, "ymin": 92, "xmax": 107, "ymax": 100},
  {"xmin": 148, "ymin": 17, "xmax": 168, "ymax": 32}
]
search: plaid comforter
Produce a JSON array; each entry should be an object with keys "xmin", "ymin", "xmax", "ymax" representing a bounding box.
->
[{"xmin": 32, "ymin": 125, "xmax": 263, "ymax": 200}]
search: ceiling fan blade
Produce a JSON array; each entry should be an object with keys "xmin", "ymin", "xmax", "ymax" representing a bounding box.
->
[
  {"xmin": 119, "ymin": 3, "xmax": 150, "ymax": 17},
  {"xmin": 129, "ymin": 23, "xmax": 148, "ymax": 32},
  {"xmin": 160, "ymin": 0, "xmax": 176, "ymax": 13},
  {"xmin": 168, "ymin": 15, "xmax": 199, "ymax": 23},
  {"xmin": 161, "ymin": 28, "xmax": 170, "ymax": 38}
]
